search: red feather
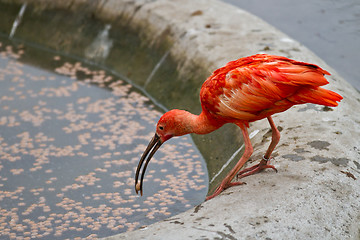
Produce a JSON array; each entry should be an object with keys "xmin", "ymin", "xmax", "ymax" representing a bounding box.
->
[
  {"xmin": 200, "ymin": 54, "xmax": 342, "ymax": 123},
  {"xmin": 136, "ymin": 54, "xmax": 343, "ymax": 200}
]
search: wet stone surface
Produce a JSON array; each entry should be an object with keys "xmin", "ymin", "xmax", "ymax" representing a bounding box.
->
[
  {"xmin": 0, "ymin": 41, "xmax": 208, "ymax": 239},
  {"xmin": 307, "ymin": 140, "xmax": 330, "ymax": 150},
  {"xmin": 310, "ymin": 155, "xmax": 349, "ymax": 167}
]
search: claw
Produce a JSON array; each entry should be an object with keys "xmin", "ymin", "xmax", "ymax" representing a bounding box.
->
[
  {"xmin": 237, "ymin": 158, "xmax": 277, "ymax": 179},
  {"xmin": 206, "ymin": 181, "xmax": 245, "ymax": 201}
]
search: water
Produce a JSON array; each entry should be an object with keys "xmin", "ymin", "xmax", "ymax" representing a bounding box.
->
[
  {"xmin": 0, "ymin": 40, "xmax": 208, "ymax": 239},
  {"xmin": 0, "ymin": 1, "xmax": 248, "ymax": 199},
  {"xmin": 223, "ymin": 0, "xmax": 360, "ymax": 91}
]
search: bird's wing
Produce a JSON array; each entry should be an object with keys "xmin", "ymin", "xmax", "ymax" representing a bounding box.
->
[{"xmin": 204, "ymin": 55, "xmax": 331, "ymax": 121}]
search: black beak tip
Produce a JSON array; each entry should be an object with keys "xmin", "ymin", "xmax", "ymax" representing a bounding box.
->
[{"xmin": 135, "ymin": 133, "xmax": 162, "ymax": 198}]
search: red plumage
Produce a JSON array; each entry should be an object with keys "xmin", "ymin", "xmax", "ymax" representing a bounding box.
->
[
  {"xmin": 135, "ymin": 54, "xmax": 342, "ymax": 200},
  {"xmin": 201, "ymin": 54, "xmax": 342, "ymax": 124}
]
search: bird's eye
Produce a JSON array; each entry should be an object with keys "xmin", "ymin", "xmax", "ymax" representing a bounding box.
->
[{"xmin": 159, "ymin": 126, "xmax": 164, "ymax": 130}]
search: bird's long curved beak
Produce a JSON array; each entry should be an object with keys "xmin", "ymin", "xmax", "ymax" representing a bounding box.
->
[{"xmin": 135, "ymin": 133, "xmax": 162, "ymax": 196}]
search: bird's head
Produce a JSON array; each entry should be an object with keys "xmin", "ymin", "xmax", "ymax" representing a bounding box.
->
[
  {"xmin": 156, "ymin": 109, "xmax": 195, "ymax": 141},
  {"xmin": 135, "ymin": 109, "xmax": 193, "ymax": 195}
]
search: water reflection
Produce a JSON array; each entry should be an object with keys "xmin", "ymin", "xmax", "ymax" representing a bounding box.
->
[
  {"xmin": 0, "ymin": 41, "xmax": 208, "ymax": 239},
  {"xmin": 85, "ymin": 24, "xmax": 113, "ymax": 62}
]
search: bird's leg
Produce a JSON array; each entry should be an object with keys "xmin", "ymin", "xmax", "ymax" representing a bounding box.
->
[
  {"xmin": 237, "ymin": 116, "xmax": 279, "ymax": 179},
  {"xmin": 206, "ymin": 124, "xmax": 253, "ymax": 201}
]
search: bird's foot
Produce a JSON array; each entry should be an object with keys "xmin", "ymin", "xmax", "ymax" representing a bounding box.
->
[
  {"xmin": 206, "ymin": 181, "xmax": 245, "ymax": 201},
  {"xmin": 237, "ymin": 156, "xmax": 277, "ymax": 179}
]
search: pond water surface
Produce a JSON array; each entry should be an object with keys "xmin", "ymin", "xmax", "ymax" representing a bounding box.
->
[{"xmin": 0, "ymin": 39, "xmax": 208, "ymax": 239}]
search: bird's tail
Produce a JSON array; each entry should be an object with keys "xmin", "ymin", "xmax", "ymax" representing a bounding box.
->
[{"xmin": 289, "ymin": 87, "xmax": 343, "ymax": 107}]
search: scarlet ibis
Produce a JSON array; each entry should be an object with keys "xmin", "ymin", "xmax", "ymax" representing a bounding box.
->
[{"xmin": 135, "ymin": 54, "xmax": 342, "ymax": 200}]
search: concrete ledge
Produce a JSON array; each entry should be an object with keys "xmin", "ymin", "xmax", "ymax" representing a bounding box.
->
[{"xmin": 100, "ymin": 0, "xmax": 360, "ymax": 239}]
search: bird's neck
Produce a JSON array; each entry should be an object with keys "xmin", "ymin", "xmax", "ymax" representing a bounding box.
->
[{"xmin": 187, "ymin": 111, "xmax": 224, "ymax": 135}]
